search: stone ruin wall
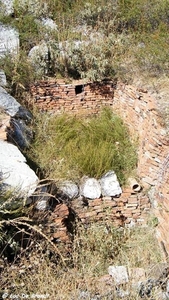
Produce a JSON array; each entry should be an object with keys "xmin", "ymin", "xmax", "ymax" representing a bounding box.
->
[
  {"xmin": 113, "ymin": 82, "xmax": 169, "ymax": 257},
  {"xmin": 30, "ymin": 80, "xmax": 169, "ymax": 256},
  {"xmin": 30, "ymin": 79, "xmax": 115, "ymax": 115}
]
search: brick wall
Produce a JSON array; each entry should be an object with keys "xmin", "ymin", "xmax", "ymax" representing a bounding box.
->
[
  {"xmin": 113, "ymin": 82, "xmax": 169, "ymax": 257},
  {"xmin": 30, "ymin": 79, "xmax": 115, "ymax": 115},
  {"xmin": 30, "ymin": 80, "xmax": 169, "ymax": 255}
]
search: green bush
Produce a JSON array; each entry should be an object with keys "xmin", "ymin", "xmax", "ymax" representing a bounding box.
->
[
  {"xmin": 29, "ymin": 108, "xmax": 137, "ymax": 184},
  {"xmin": 50, "ymin": 35, "xmax": 117, "ymax": 81}
]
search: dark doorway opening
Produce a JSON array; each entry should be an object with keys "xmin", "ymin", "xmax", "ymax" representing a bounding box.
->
[{"xmin": 75, "ymin": 84, "xmax": 83, "ymax": 95}]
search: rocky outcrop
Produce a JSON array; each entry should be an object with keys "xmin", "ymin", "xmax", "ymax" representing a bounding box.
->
[
  {"xmin": 7, "ymin": 106, "xmax": 33, "ymax": 149},
  {"xmin": 0, "ymin": 70, "xmax": 7, "ymax": 87},
  {"xmin": 0, "ymin": 108, "xmax": 10, "ymax": 140}
]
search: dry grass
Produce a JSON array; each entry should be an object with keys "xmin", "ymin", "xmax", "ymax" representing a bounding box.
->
[{"xmin": 0, "ymin": 220, "xmax": 163, "ymax": 299}]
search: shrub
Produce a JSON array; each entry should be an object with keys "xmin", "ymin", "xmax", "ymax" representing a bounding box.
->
[{"xmin": 29, "ymin": 108, "xmax": 137, "ymax": 184}]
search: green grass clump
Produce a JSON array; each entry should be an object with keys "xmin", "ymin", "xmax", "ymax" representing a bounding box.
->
[{"xmin": 29, "ymin": 108, "xmax": 137, "ymax": 184}]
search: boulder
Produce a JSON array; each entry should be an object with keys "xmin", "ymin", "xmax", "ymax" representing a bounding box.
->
[
  {"xmin": 0, "ymin": 87, "xmax": 33, "ymax": 148},
  {"xmin": 14, "ymin": 105, "xmax": 33, "ymax": 124},
  {"xmin": 99, "ymin": 171, "xmax": 122, "ymax": 197},
  {"xmin": 0, "ymin": 24, "xmax": 19, "ymax": 58},
  {"xmin": 0, "ymin": 140, "xmax": 39, "ymax": 199},
  {"xmin": 7, "ymin": 106, "xmax": 33, "ymax": 149},
  {"xmin": 80, "ymin": 176, "xmax": 101, "ymax": 199}
]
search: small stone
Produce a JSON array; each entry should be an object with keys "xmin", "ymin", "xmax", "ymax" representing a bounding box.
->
[
  {"xmin": 108, "ymin": 266, "xmax": 129, "ymax": 284},
  {"xmin": 58, "ymin": 180, "xmax": 79, "ymax": 199},
  {"xmin": 100, "ymin": 171, "xmax": 122, "ymax": 197},
  {"xmin": 80, "ymin": 176, "xmax": 101, "ymax": 199}
]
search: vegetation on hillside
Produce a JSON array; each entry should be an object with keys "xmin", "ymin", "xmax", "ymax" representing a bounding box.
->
[
  {"xmin": 0, "ymin": 0, "xmax": 169, "ymax": 91},
  {"xmin": 0, "ymin": 0, "xmax": 168, "ymax": 298}
]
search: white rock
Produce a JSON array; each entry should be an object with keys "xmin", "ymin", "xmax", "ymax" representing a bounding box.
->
[
  {"xmin": 0, "ymin": 70, "xmax": 7, "ymax": 87},
  {"xmin": 0, "ymin": 86, "xmax": 20, "ymax": 116},
  {"xmin": 36, "ymin": 199, "xmax": 48, "ymax": 211},
  {"xmin": 0, "ymin": 140, "xmax": 38, "ymax": 198},
  {"xmin": 58, "ymin": 181, "xmax": 79, "ymax": 199},
  {"xmin": 31, "ymin": 185, "xmax": 49, "ymax": 210},
  {"xmin": 80, "ymin": 177, "xmax": 101, "ymax": 199},
  {"xmin": 99, "ymin": 171, "xmax": 122, "ymax": 197},
  {"xmin": 108, "ymin": 266, "xmax": 129, "ymax": 285},
  {"xmin": 0, "ymin": 24, "xmax": 19, "ymax": 58}
]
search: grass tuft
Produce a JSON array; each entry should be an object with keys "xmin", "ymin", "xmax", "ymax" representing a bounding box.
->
[{"xmin": 29, "ymin": 108, "xmax": 137, "ymax": 184}]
